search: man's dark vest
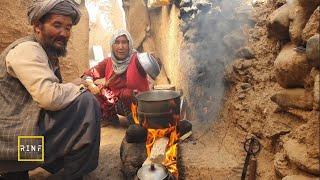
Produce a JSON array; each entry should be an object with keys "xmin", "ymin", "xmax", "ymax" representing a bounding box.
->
[{"xmin": 0, "ymin": 36, "xmax": 42, "ymax": 160}]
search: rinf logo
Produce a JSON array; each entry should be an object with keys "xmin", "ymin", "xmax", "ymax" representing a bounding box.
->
[{"xmin": 18, "ymin": 136, "xmax": 44, "ymax": 162}]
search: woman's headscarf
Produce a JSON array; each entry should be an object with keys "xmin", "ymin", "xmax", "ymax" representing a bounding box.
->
[{"xmin": 109, "ymin": 29, "xmax": 136, "ymax": 75}]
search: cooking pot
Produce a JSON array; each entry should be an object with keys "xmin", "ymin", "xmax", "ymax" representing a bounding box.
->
[
  {"xmin": 135, "ymin": 90, "xmax": 181, "ymax": 129},
  {"xmin": 137, "ymin": 163, "xmax": 170, "ymax": 180}
]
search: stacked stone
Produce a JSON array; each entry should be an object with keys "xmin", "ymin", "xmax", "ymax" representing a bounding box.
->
[
  {"xmin": 267, "ymin": 1, "xmax": 320, "ymax": 179},
  {"xmin": 268, "ymin": 1, "xmax": 320, "ymax": 111},
  {"xmin": 120, "ymin": 124, "xmax": 148, "ymax": 179}
]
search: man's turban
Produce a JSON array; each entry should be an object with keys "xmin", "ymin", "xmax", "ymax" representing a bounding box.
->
[{"xmin": 27, "ymin": 0, "xmax": 81, "ymax": 25}]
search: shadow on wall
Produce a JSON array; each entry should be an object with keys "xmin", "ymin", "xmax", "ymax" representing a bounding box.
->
[{"xmin": 178, "ymin": 0, "xmax": 255, "ymax": 123}]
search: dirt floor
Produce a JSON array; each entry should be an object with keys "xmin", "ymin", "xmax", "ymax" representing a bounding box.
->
[
  {"xmin": 89, "ymin": 125, "xmax": 125, "ymax": 179},
  {"xmin": 30, "ymin": 118, "xmax": 128, "ymax": 180}
]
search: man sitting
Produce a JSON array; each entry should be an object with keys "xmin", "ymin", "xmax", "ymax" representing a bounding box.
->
[{"xmin": 0, "ymin": 1, "xmax": 101, "ymax": 179}]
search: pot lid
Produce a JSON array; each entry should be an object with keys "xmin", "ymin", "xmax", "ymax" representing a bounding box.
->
[{"xmin": 137, "ymin": 163, "xmax": 168, "ymax": 180}]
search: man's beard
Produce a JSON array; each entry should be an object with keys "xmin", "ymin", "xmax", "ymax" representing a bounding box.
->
[{"xmin": 39, "ymin": 33, "xmax": 68, "ymax": 58}]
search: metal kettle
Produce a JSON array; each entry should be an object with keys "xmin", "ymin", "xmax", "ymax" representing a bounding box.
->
[
  {"xmin": 137, "ymin": 163, "xmax": 169, "ymax": 180},
  {"xmin": 137, "ymin": 52, "xmax": 161, "ymax": 80}
]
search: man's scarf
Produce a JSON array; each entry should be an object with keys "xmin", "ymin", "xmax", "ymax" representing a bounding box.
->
[
  {"xmin": 109, "ymin": 29, "xmax": 137, "ymax": 75},
  {"xmin": 27, "ymin": 0, "xmax": 81, "ymax": 25}
]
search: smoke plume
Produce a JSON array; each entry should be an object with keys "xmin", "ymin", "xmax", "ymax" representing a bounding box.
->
[{"xmin": 179, "ymin": 0, "xmax": 255, "ymax": 124}]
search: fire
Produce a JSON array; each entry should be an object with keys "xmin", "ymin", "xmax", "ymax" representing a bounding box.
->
[
  {"xmin": 130, "ymin": 103, "xmax": 140, "ymax": 124},
  {"xmin": 131, "ymin": 103, "xmax": 180, "ymax": 177},
  {"xmin": 145, "ymin": 126, "xmax": 179, "ymax": 176},
  {"xmin": 164, "ymin": 127, "xmax": 179, "ymax": 174}
]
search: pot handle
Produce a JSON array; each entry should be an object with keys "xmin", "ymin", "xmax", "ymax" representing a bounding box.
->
[{"xmin": 180, "ymin": 97, "xmax": 187, "ymax": 120}]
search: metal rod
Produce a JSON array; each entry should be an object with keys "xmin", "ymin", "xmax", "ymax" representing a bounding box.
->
[
  {"xmin": 241, "ymin": 138, "xmax": 255, "ymax": 180},
  {"xmin": 248, "ymin": 157, "xmax": 257, "ymax": 180}
]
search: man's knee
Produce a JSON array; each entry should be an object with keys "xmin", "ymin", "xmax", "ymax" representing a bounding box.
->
[
  {"xmin": 72, "ymin": 92, "xmax": 101, "ymax": 129},
  {"xmin": 76, "ymin": 92, "xmax": 100, "ymax": 111}
]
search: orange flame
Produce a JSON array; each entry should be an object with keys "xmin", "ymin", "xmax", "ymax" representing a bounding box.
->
[
  {"xmin": 131, "ymin": 103, "xmax": 139, "ymax": 124},
  {"xmin": 145, "ymin": 126, "xmax": 179, "ymax": 177},
  {"xmin": 164, "ymin": 126, "xmax": 179, "ymax": 175},
  {"xmin": 131, "ymin": 103, "xmax": 180, "ymax": 177}
]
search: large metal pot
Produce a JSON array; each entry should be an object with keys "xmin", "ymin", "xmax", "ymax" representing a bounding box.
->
[{"xmin": 135, "ymin": 90, "xmax": 181, "ymax": 129}]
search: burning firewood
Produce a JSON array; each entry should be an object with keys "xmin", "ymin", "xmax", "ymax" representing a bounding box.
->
[
  {"xmin": 143, "ymin": 120, "xmax": 193, "ymax": 166},
  {"xmin": 149, "ymin": 137, "xmax": 169, "ymax": 164}
]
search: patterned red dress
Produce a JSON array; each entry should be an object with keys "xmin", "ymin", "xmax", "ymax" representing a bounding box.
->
[{"xmin": 83, "ymin": 52, "xmax": 149, "ymax": 120}]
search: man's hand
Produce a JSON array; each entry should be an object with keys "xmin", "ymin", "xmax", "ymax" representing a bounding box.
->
[
  {"xmin": 71, "ymin": 78, "xmax": 100, "ymax": 94},
  {"xmin": 75, "ymin": 76, "xmax": 101, "ymax": 95},
  {"xmin": 86, "ymin": 79, "xmax": 101, "ymax": 95},
  {"xmin": 71, "ymin": 78, "xmax": 87, "ymax": 86},
  {"xmin": 88, "ymin": 85, "xmax": 100, "ymax": 95},
  {"xmin": 94, "ymin": 79, "xmax": 106, "ymax": 87}
]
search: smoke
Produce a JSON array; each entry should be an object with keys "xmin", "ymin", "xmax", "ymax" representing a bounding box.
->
[{"xmin": 179, "ymin": 0, "xmax": 255, "ymax": 123}]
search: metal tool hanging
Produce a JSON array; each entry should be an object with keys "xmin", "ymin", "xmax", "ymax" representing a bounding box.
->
[{"xmin": 241, "ymin": 136, "xmax": 261, "ymax": 180}]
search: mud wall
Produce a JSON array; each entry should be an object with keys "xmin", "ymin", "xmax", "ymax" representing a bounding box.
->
[
  {"xmin": 123, "ymin": 0, "xmax": 320, "ymax": 179},
  {"xmin": 122, "ymin": 0, "xmax": 186, "ymax": 115},
  {"xmin": 148, "ymin": 6, "xmax": 183, "ymax": 87},
  {"xmin": 123, "ymin": 0, "xmax": 252, "ymax": 122},
  {"xmin": 61, "ymin": 1, "xmax": 90, "ymax": 82},
  {"xmin": 87, "ymin": 0, "xmax": 126, "ymax": 61},
  {"xmin": 0, "ymin": 0, "xmax": 90, "ymax": 82},
  {"xmin": 0, "ymin": 0, "xmax": 33, "ymax": 51}
]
